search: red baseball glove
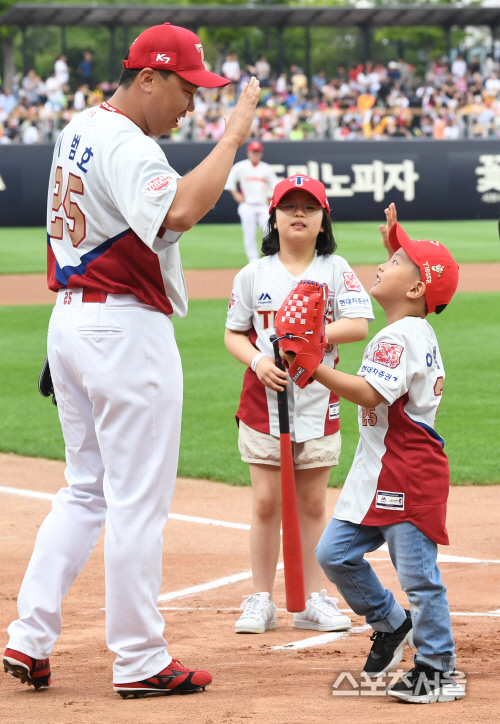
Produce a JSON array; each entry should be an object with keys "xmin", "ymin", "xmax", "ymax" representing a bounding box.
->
[{"xmin": 275, "ymin": 280, "xmax": 328, "ymax": 389}]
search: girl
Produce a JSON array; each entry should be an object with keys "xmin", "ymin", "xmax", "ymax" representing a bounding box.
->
[{"xmin": 224, "ymin": 175, "xmax": 374, "ymax": 633}]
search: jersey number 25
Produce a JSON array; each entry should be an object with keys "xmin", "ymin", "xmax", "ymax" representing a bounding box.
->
[{"xmin": 50, "ymin": 166, "xmax": 86, "ymax": 247}]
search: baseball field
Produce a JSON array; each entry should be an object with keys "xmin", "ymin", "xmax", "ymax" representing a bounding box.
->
[{"xmin": 1, "ymin": 221, "xmax": 499, "ymax": 722}]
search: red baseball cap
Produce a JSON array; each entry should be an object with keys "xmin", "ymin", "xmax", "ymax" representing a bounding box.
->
[
  {"xmin": 269, "ymin": 175, "xmax": 330, "ymax": 214},
  {"xmin": 123, "ymin": 23, "xmax": 230, "ymax": 88},
  {"xmin": 248, "ymin": 140, "xmax": 263, "ymax": 152},
  {"xmin": 389, "ymin": 222, "xmax": 459, "ymax": 313}
]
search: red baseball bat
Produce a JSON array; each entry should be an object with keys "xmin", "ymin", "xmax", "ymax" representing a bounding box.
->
[{"xmin": 271, "ymin": 334, "xmax": 306, "ymax": 613}]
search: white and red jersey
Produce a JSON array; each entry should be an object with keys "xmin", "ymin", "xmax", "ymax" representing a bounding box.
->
[
  {"xmin": 334, "ymin": 316, "xmax": 450, "ymax": 544},
  {"xmin": 46, "ymin": 102, "xmax": 188, "ymax": 317},
  {"xmin": 226, "ymin": 253, "xmax": 374, "ymax": 443},
  {"xmin": 225, "ymin": 159, "xmax": 278, "ymax": 205}
]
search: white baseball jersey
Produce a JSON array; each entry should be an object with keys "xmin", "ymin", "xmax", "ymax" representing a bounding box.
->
[
  {"xmin": 47, "ymin": 101, "xmax": 188, "ymax": 317},
  {"xmin": 334, "ymin": 316, "xmax": 450, "ymax": 544},
  {"xmin": 226, "ymin": 253, "xmax": 374, "ymax": 443},
  {"xmin": 225, "ymin": 159, "xmax": 278, "ymax": 205},
  {"xmin": 10, "ymin": 100, "xmax": 189, "ymax": 682}
]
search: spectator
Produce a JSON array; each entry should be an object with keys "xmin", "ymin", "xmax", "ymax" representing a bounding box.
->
[
  {"xmin": 290, "ymin": 65, "xmax": 308, "ymax": 102},
  {"xmin": 469, "ymin": 54, "xmax": 481, "ymax": 75},
  {"xmin": 22, "ymin": 120, "xmax": 40, "ymax": 144},
  {"xmin": 451, "ymin": 52, "xmax": 467, "ymax": 81},
  {"xmin": 274, "ymin": 72, "xmax": 288, "ymax": 97},
  {"xmin": 484, "ymin": 71, "xmax": 500, "ymax": 100},
  {"xmin": 45, "ymin": 71, "xmax": 66, "ymax": 112},
  {"xmin": 312, "ymin": 70, "xmax": 327, "ymax": 95},
  {"xmin": 255, "ymin": 56, "xmax": 271, "ymax": 87},
  {"xmin": 482, "ymin": 53, "xmax": 498, "ymax": 78},
  {"xmin": 78, "ymin": 51, "xmax": 93, "ymax": 87},
  {"xmin": 0, "ymin": 87, "xmax": 16, "ymax": 117},
  {"xmin": 73, "ymin": 84, "xmax": 89, "ymax": 112},
  {"xmin": 222, "ymin": 52, "xmax": 241, "ymax": 84},
  {"xmin": 20, "ymin": 69, "xmax": 42, "ymax": 106},
  {"xmin": 443, "ymin": 117, "xmax": 460, "ymax": 139},
  {"xmin": 54, "ymin": 54, "xmax": 69, "ymax": 86}
]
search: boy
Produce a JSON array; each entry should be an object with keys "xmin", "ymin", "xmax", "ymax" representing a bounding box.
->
[{"xmin": 285, "ymin": 205, "xmax": 465, "ymax": 704}]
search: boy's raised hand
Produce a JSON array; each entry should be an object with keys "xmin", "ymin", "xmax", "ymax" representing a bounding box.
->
[{"xmin": 379, "ymin": 202, "xmax": 397, "ymax": 260}]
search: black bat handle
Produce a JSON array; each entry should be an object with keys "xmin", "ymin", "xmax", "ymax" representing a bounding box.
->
[{"xmin": 270, "ymin": 333, "xmax": 290, "ymax": 435}]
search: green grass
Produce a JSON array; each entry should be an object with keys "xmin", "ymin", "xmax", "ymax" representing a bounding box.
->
[
  {"xmin": 0, "ymin": 294, "xmax": 498, "ymax": 485},
  {"xmin": 2, "ymin": 219, "xmax": 499, "ymax": 274}
]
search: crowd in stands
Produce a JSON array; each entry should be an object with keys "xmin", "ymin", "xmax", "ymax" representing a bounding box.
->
[{"xmin": 2, "ymin": 47, "xmax": 500, "ymax": 143}]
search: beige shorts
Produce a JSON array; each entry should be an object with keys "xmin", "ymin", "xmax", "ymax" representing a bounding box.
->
[{"xmin": 238, "ymin": 420, "xmax": 341, "ymax": 469}]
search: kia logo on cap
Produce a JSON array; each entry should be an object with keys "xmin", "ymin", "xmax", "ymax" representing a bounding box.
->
[{"xmin": 151, "ymin": 52, "xmax": 177, "ymax": 66}]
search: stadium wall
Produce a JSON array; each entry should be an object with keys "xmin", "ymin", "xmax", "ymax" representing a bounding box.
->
[{"xmin": 1, "ymin": 140, "xmax": 500, "ymax": 226}]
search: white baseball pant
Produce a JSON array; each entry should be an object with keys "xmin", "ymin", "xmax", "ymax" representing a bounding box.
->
[
  {"xmin": 7, "ymin": 289, "xmax": 183, "ymax": 684},
  {"xmin": 237, "ymin": 202, "xmax": 269, "ymax": 262}
]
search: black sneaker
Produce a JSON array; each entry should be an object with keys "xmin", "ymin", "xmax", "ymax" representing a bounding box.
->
[
  {"xmin": 363, "ymin": 609, "xmax": 413, "ymax": 677},
  {"xmin": 387, "ymin": 664, "xmax": 465, "ymax": 704}
]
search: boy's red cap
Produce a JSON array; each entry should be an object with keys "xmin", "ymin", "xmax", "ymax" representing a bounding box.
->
[
  {"xmin": 123, "ymin": 23, "xmax": 230, "ymax": 88},
  {"xmin": 248, "ymin": 140, "xmax": 263, "ymax": 152},
  {"xmin": 269, "ymin": 175, "xmax": 330, "ymax": 214},
  {"xmin": 389, "ymin": 222, "xmax": 459, "ymax": 313}
]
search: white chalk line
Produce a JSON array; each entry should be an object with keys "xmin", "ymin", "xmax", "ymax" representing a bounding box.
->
[
  {"xmin": 271, "ymin": 625, "xmax": 372, "ymax": 651},
  {"xmin": 155, "ymin": 606, "xmax": 500, "ymax": 618},
  {"xmin": 158, "ymin": 565, "xmax": 282, "ymax": 602},
  {"xmin": 4, "ymin": 480, "xmax": 500, "ymax": 649},
  {"xmin": 2, "ymin": 485, "xmax": 499, "ymax": 565},
  {"xmin": 0, "ymin": 485, "xmax": 251, "ymax": 530}
]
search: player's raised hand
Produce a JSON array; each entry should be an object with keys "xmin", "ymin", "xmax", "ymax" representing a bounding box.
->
[
  {"xmin": 379, "ymin": 202, "xmax": 397, "ymax": 259},
  {"xmin": 223, "ymin": 77, "xmax": 261, "ymax": 147},
  {"xmin": 255, "ymin": 355, "xmax": 289, "ymax": 392}
]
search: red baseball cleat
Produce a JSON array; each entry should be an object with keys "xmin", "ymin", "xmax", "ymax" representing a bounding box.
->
[
  {"xmin": 114, "ymin": 658, "xmax": 212, "ymax": 698},
  {"xmin": 3, "ymin": 648, "xmax": 52, "ymax": 689}
]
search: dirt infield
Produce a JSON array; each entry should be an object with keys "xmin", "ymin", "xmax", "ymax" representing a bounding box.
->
[
  {"xmin": 1, "ymin": 453, "xmax": 499, "ymax": 723},
  {"xmin": 1, "ymin": 266, "xmax": 499, "ymax": 720},
  {"xmin": 1, "ymin": 262, "xmax": 500, "ymax": 306}
]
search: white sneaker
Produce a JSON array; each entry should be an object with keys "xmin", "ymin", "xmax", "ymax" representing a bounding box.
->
[
  {"xmin": 235, "ymin": 592, "xmax": 277, "ymax": 634},
  {"xmin": 293, "ymin": 590, "xmax": 351, "ymax": 632}
]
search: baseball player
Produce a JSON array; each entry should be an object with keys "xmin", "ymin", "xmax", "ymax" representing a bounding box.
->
[
  {"xmin": 3, "ymin": 23, "xmax": 260, "ymax": 698},
  {"xmin": 224, "ymin": 175, "xmax": 374, "ymax": 634},
  {"xmin": 308, "ymin": 204, "xmax": 465, "ymax": 703},
  {"xmin": 225, "ymin": 140, "xmax": 278, "ymax": 262}
]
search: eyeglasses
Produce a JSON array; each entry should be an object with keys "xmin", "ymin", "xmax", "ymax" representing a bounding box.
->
[{"xmin": 276, "ymin": 202, "xmax": 322, "ymax": 216}]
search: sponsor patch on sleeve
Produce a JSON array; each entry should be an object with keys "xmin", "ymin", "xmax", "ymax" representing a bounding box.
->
[
  {"xmin": 145, "ymin": 175, "xmax": 174, "ymax": 192},
  {"xmin": 376, "ymin": 491, "xmax": 405, "ymax": 510},
  {"xmin": 343, "ymin": 271, "xmax": 361, "ymax": 292},
  {"xmin": 372, "ymin": 342, "xmax": 404, "ymax": 369},
  {"xmin": 228, "ymin": 291, "xmax": 237, "ymax": 311}
]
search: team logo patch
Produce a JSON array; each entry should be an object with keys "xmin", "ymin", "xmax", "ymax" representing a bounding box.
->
[
  {"xmin": 343, "ymin": 271, "xmax": 361, "ymax": 292},
  {"xmin": 195, "ymin": 43, "xmax": 204, "ymax": 61},
  {"xmin": 431, "ymin": 264, "xmax": 445, "ymax": 278},
  {"xmin": 376, "ymin": 491, "xmax": 405, "ymax": 510},
  {"xmin": 152, "ymin": 52, "xmax": 177, "ymax": 66},
  {"xmin": 145, "ymin": 175, "xmax": 174, "ymax": 192},
  {"xmin": 228, "ymin": 291, "xmax": 237, "ymax": 311},
  {"xmin": 289, "ymin": 175, "xmax": 310, "ymax": 187},
  {"xmin": 373, "ymin": 342, "xmax": 404, "ymax": 369}
]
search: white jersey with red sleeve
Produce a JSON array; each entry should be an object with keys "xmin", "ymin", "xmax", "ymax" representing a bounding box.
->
[
  {"xmin": 225, "ymin": 159, "xmax": 278, "ymax": 205},
  {"xmin": 46, "ymin": 102, "xmax": 188, "ymax": 317},
  {"xmin": 226, "ymin": 253, "xmax": 374, "ymax": 443},
  {"xmin": 333, "ymin": 316, "xmax": 450, "ymax": 544}
]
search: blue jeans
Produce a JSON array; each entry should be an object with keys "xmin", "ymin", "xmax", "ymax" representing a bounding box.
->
[{"xmin": 315, "ymin": 518, "xmax": 456, "ymax": 672}]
